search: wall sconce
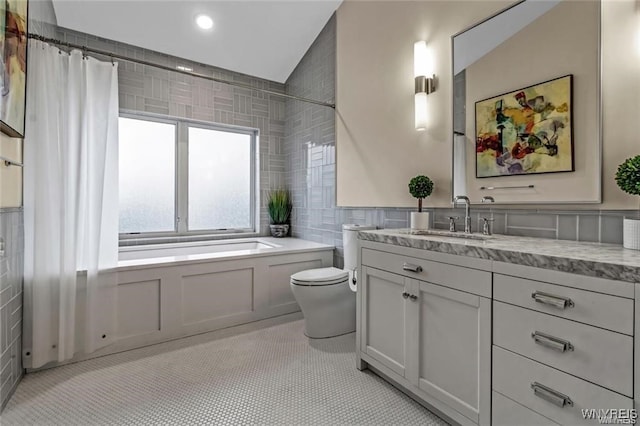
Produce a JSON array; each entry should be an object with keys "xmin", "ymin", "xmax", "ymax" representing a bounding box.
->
[{"xmin": 414, "ymin": 41, "xmax": 435, "ymax": 131}]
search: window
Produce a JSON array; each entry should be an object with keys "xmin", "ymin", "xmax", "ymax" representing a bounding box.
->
[{"xmin": 118, "ymin": 114, "xmax": 257, "ymax": 237}]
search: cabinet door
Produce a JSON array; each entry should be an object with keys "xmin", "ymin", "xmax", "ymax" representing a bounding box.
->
[
  {"xmin": 361, "ymin": 266, "xmax": 411, "ymax": 377},
  {"xmin": 411, "ymin": 281, "xmax": 491, "ymax": 425}
]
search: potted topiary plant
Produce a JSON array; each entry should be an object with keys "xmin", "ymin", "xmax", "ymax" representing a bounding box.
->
[
  {"xmin": 408, "ymin": 175, "xmax": 434, "ymax": 231},
  {"xmin": 268, "ymin": 189, "xmax": 292, "ymax": 237},
  {"xmin": 615, "ymin": 155, "xmax": 640, "ymax": 250}
]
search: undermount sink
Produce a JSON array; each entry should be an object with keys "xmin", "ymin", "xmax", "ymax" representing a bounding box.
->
[{"xmin": 409, "ymin": 229, "xmax": 493, "ymax": 240}]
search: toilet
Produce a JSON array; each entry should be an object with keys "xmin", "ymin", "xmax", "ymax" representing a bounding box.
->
[{"xmin": 290, "ymin": 224, "xmax": 375, "ymax": 338}]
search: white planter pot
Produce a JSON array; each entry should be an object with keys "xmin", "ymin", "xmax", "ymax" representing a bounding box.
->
[
  {"xmin": 410, "ymin": 212, "xmax": 430, "ymax": 231},
  {"xmin": 623, "ymin": 218, "xmax": 640, "ymax": 250}
]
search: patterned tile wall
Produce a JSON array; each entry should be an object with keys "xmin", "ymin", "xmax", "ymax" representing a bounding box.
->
[
  {"xmin": 0, "ymin": 209, "xmax": 24, "ymax": 410},
  {"xmin": 55, "ymin": 27, "xmax": 289, "ymax": 237},
  {"xmin": 284, "ymin": 16, "xmax": 339, "ymax": 261},
  {"xmin": 283, "ymin": 14, "xmax": 633, "ymax": 268}
]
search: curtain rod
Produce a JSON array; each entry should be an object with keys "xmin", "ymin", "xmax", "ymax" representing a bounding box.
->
[{"xmin": 27, "ymin": 34, "xmax": 336, "ymax": 109}]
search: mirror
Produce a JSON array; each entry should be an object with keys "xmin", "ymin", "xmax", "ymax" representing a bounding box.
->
[{"xmin": 452, "ymin": 0, "xmax": 601, "ymax": 204}]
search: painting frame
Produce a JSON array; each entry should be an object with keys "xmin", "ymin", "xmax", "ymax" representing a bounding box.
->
[
  {"xmin": 0, "ymin": 0, "xmax": 29, "ymax": 138},
  {"xmin": 474, "ymin": 74, "xmax": 574, "ymax": 179}
]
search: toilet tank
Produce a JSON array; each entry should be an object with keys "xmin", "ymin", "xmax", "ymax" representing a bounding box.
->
[{"xmin": 342, "ymin": 224, "xmax": 375, "ymax": 271}]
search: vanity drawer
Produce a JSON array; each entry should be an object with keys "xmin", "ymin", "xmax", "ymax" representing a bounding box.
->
[
  {"xmin": 493, "ymin": 346, "xmax": 633, "ymax": 425},
  {"xmin": 361, "ymin": 248, "xmax": 491, "ymax": 297},
  {"xmin": 493, "ymin": 391, "xmax": 559, "ymax": 426},
  {"xmin": 494, "ymin": 274, "xmax": 633, "ymax": 335},
  {"xmin": 494, "ymin": 301, "xmax": 633, "ymax": 396}
]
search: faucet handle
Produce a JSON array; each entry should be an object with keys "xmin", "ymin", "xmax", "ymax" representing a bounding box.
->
[
  {"xmin": 481, "ymin": 217, "xmax": 495, "ymax": 235},
  {"xmin": 448, "ymin": 216, "xmax": 459, "ymax": 232}
]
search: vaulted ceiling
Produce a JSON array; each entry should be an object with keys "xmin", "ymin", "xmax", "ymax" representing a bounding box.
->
[{"xmin": 52, "ymin": 0, "xmax": 342, "ymax": 83}]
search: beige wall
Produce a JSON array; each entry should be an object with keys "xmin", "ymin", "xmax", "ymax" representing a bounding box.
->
[
  {"xmin": 0, "ymin": 134, "xmax": 22, "ymax": 208},
  {"xmin": 336, "ymin": 0, "xmax": 640, "ymax": 209}
]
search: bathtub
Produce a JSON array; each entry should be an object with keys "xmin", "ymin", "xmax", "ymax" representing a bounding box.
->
[
  {"xmin": 119, "ymin": 238, "xmax": 281, "ymax": 263},
  {"xmin": 74, "ymin": 237, "xmax": 334, "ymax": 363}
]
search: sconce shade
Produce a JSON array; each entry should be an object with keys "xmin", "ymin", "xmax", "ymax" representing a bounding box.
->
[
  {"xmin": 414, "ymin": 41, "xmax": 434, "ymax": 131},
  {"xmin": 414, "ymin": 41, "xmax": 429, "ymax": 77},
  {"xmin": 415, "ymin": 92, "xmax": 428, "ymax": 131}
]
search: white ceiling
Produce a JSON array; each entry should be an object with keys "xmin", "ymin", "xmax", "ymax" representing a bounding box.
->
[{"xmin": 51, "ymin": 0, "xmax": 342, "ymax": 83}]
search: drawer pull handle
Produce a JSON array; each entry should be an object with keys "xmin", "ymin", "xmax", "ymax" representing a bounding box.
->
[
  {"xmin": 531, "ymin": 331, "xmax": 575, "ymax": 352},
  {"xmin": 402, "ymin": 292, "xmax": 410, "ymax": 299},
  {"xmin": 531, "ymin": 291, "xmax": 575, "ymax": 309},
  {"xmin": 531, "ymin": 382, "xmax": 573, "ymax": 408},
  {"xmin": 402, "ymin": 263, "xmax": 423, "ymax": 273}
]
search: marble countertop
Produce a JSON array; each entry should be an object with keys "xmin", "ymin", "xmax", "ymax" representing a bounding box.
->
[{"xmin": 358, "ymin": 229, "xmax": 640, "ymax": 284}]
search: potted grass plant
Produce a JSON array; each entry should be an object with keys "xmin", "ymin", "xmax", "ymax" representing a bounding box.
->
[
  {"xmin": 268, "ymin": 189, "xmax": 292, "ymax": 238},
  {"xmin": 408, "ymin": 175, "xmax": 434, "ymax": 231},
  {"xmin": 615, "ymin": 155, "xmax": 640, "ymax": 250}
]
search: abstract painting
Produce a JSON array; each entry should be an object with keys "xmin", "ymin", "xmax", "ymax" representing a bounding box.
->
[
  {"xmin": 475, "ymin": 75, "xmax": 573, "ymax": 178},
  {"xmin": 0, "ymin": 0, "xmax": 28, "ymax": 138}
]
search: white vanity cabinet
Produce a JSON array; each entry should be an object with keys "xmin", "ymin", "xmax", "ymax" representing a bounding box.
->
[
  {"xmin": 357, "ymin": 234, "xmax": 640, "ymax": 426},
  {"xmin": 357, "ymin": 241, "xmax": 492, "ymax": 426}
]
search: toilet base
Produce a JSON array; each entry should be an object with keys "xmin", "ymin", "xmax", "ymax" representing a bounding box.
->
[{"xmin": 291, "ymin": 280, "xmax": 356, "ymax": 339}]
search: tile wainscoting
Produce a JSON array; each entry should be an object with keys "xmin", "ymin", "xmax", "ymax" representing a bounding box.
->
[{"xmin": 0, "ymin": 209, "xmax": 24, "ymax": 410}]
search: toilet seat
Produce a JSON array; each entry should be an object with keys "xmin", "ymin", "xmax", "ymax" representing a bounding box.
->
[{"xmin": 290, "ymin": 267, "xmax": 349, "ymax": 286}]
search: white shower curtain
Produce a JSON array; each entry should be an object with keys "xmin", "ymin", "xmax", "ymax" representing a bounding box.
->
[{"xmin": 23, "ymin": 40, "xmax": 119, "ymax": 369}]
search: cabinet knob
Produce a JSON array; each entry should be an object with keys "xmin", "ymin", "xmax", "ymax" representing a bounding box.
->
[
  {"xmin": 402, "ymin": 292, "xmax": 410, "ymax": 299},
  {"xmin": 409, "ymin": 294, "xmax": 418, "ymax": 301}
]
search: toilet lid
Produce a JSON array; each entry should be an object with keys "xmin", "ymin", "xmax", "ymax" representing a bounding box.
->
[{"xmin": 291, "ymin": 267, "xmax": 349, "ymax": 286}]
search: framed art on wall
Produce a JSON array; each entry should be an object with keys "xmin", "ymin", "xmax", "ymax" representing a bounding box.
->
[
  {"xmin": 475, "ymin": 75, "xmax": 573, "ymax": 178},
  {"xmin": 0, "ymin": 0, "xmax": 28, "ymax": 138}
]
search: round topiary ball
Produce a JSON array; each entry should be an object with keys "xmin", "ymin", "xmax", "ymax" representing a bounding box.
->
[
  {"xmin": 615, "ymin": 155, "xmax": 640, "ymax": 196},
  {"xmin": 408, "ymin": 175, "xmax": 434, "ymax": 199}
]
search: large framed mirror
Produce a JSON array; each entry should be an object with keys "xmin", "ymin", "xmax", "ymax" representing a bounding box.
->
[{"xmin": 452, "ymin": 0, "xmax": 601, "ymax": 204}]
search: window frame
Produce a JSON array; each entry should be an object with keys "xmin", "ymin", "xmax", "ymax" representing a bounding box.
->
[{"xmin": 118, "ymin": 110, "xmax": 259, "ymax": 241}]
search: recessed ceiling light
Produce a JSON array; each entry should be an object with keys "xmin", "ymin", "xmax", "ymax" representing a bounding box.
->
[{"xmin": 195, "ymin": 14, "xmax": 213, "ymax": 30}]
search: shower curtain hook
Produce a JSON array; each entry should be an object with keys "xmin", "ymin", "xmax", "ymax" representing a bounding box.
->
[
  {"xmin": 82, "ymin": 46, "xmax": 88, "ymax": 60},
  {"xmin": 110, "ymin": 54, "xmax": 114, "ymax": 66}
]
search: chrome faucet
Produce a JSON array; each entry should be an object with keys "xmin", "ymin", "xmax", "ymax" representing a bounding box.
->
[
  {"xmin": 481, "ymin": 196, "xmax": 495, "ymax": 235},
  {"xmin": 453, "ymin": 195, "xmax": 471, "ymax": 233}
]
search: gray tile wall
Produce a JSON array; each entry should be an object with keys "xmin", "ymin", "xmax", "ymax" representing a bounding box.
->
[
  {"xmin": 431, "ymin": 208, "xmax": 631, "ymax": 244},
  {"xmin": 0, "ymin": 209, "xmax": 24, "ymax": 410},
  {"xmin": 56, "ymin": 27, "xmax": 289, "ymax": 237},
  {"xmin": 453, "ymin": 70, "xmax": 465, "ymax": 135},
  {"xmin": 284, "ymin": 14, "xmax": 634, "ymax": 268},
  {"xmin": 284, "ymin": 15, "xmax": 339, "ymax": 261}
]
